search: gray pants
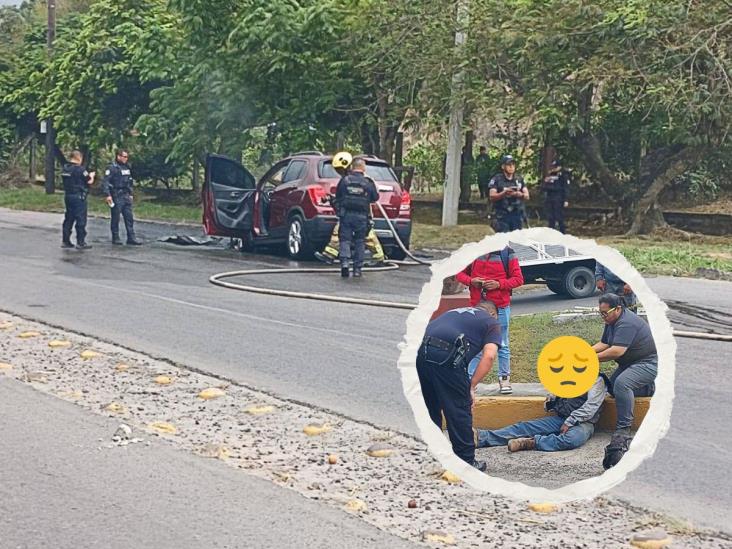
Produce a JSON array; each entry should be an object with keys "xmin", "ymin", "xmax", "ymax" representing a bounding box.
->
[{"xmin": 610, "ymin": 356, "xmax": 658, "ymax": 432}]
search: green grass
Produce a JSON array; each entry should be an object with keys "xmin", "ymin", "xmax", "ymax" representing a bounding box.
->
[
  {"xmin": 484, "ymin": 312, "xmax": 608, "ymax": 384},
  {"xmin": 0, "ymin": 185, "xmax": 201, "ymax": 224}
]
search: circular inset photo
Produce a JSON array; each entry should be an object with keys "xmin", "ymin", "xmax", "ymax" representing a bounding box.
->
[{"xmin": 399, "ymin": 228, "xmax": 676, "ymax": 501}]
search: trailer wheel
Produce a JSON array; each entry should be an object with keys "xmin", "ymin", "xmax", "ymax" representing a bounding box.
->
[
  {"xmin": 563, "ymin": 266, "xmax": 596, "ymax": 299},
  {"xmin": 546, "ymin": 280, "xmax": 566, "ymax": 295}
]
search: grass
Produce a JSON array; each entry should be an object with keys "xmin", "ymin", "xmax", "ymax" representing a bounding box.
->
[
  {"xmin": 483, "ymin": 312, "xmax": 609, "ymax": 384},
  {"xmin": 0, "ymin": 185, "xmax": 201, "ymax": 224},
  {"xmin": 1, "ymin": 185, "xmax": 730, "ymax": 277}
]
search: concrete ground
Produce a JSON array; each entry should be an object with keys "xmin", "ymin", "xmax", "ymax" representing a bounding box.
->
[{"xmin": 2, "ymin": 209, "xmax": 732, "ymax": 535}]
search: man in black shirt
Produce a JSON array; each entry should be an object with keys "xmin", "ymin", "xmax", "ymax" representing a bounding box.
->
[
  {"xmin": 61, "ymin": 150, "xmax": 95, "ymax": 250},
  {"xmin": 417, "ymin": 300, "xmax": 502, "ymax": 471},
  {"xmin": 103, "ymin": 149, "xmax": 142, "ymax": 245},
  {"xmin": 488, "ymin": 154, "xmax": 529, "ymax": 232},
  {"xmin": 334, "ymin": 157, "xmax": 379, "ymax": 278},
  {"xmin": 593, "ymin": 293, "xmax": 657, "ymax": 467},
  {"xmin": 541, "ymin": 159, "xmax": 570, "ymax": 233}
]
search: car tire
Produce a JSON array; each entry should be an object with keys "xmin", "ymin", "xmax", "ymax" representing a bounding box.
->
[
  {"xmin": 286, "ymin": 214, "xmax": 312, "ymax": 259},
  {"xmin": 546, "ymin": 279, "xmax": 566, "ymax": 295},
  {"xmin": 562, "ymin": 266, "xmax": 596, "ymax": 299}
]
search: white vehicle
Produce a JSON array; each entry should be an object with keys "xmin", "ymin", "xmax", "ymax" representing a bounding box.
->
[{"xmin": 510, "ymin": 242, "xmax": 597, "ymax": 299}]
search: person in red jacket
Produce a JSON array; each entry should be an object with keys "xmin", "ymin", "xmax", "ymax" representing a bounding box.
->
[{"xmin": 455, "ymin": 246, "xmax": 524, "ymax": 394}]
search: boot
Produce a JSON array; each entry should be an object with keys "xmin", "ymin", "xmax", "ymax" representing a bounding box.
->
[
  {"xmin": 314, "ymin": 251, "xmax": 335, "ymax": 265},
  {"xmin": 507, "ymin": 437, "xmax": 536, "ymax": 452},
  {"xmin": 112, "ymin": 236, "xmax": 123, "ymax": 245},
  {"xmin": 76, "ymin": 242, "xmax": 93, "ymax": 250},
  {"xmin": 61, "ymin": 241, "xmax": 75, "ymax": 249},
  {"xmin": 353, "ymin": 268, "xmax": 362, "ymax": 278},
  {"xmin": 340, "ymin": 265, "xmax": 349, "ymax": 278},
  {"xmin": 126, "ymin": 239, "xmax": 143, "ymax": 246},
  {"xmin": 471, "ymin": 460, "xmax": 487, "ymax": 472}
]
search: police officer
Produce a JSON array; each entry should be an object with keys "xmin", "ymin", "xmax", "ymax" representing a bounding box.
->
[
  {"xmin": 488, "ymin": 154, "xmax": 529, "ymax": 232},
  {"xmin": 334, "ymin": 156, "xmax": 378, "ymax": 278},
  {"xmin": 417, "ymin": 300, "xmax": 502, "ymax": 471},
  {"xmin": 61, "ymin": 150, "xmax": 95, "ymax": 250},
  {"xmin": 103, "ymin": 149, "xmax": 141, "ymax": 245},
  {"xmin": 542, "ymin": 159, "xmax": 570, "ymax": 233}
]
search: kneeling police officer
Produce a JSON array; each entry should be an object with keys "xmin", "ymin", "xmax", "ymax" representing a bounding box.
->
[
  {"xmin": 334, "ymin": 156, "xmax": 378, "ymax": 278},
  {"xmin": 417, "ymin": 300, "xmax": 502, "ymax": 471},
  {"xmin": 61, "ymin": 150, "xmax": 95, "ymax": 250}
]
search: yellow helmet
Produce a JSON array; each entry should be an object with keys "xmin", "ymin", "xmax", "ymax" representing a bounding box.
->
[{"xmin": 332, "ymin": 151, "xmax": 353, "ymax": 170}]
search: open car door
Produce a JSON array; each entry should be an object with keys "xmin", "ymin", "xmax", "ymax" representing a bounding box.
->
[{"xmin": 202, "ymin": 154, "xmax": 257, "ymax": 237}]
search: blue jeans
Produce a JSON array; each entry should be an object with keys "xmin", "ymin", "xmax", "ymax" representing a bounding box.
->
[
  {"xmin": 468, "ymin": 306, "xmax": 510, "ymax": 378},
  {"xmin": 610, "ymin": 356, "xmax": 658, "ymax": 432},
  {"xmin": 477, "ymin": 415, "xmax": 594, "ymax": 452}
]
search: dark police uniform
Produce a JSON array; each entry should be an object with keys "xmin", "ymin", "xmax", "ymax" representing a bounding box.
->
[
  {"xmin": 417, "ymin": 307, "xmax": 502, "ymax": 464},
  {"xmin": 542, "ymin": 167, "xmax": 570, "ymax": 233},
  {"xmin": 488, "ymin": 172, "xmax": 527, "ymax": 232},
  {"xmin": 61, "ymin": 163, "xmax": 91, "ymax": 246},
  {"xmin": 335, "ymin": 171, "xmax": 378, "ymax": 275},
  {"xmin": 103, "ymin": 161, "xmax": 137, "ymax": 243}
]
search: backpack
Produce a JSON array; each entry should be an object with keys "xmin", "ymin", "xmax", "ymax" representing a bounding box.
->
[{"xmin": 499, "ymin": 247, "xmax": 513, "ymax": 296}]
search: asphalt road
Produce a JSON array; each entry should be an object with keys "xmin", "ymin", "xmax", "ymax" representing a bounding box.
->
[
  {"xmin": 0, "ymin": 378, "xmax": 415, "ymax": 549},
  {"xmin": 1, "ymin": 208, "xmax": 731, "ymax": 534}
]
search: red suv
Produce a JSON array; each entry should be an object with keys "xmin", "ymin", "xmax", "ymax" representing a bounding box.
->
[{"xmin": 202, "ymin": 151, "xmax": 412, "ymax": 259}]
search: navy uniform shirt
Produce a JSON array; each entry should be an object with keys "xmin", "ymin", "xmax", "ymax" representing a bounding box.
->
[
  {"xmin": 61, "ymin": 163, "xmax": 90, "ymax": 195},
  {"xmin": 103, "ymin": 161, "xmax": 133, "ymax": 196},
  {"xmin": 488, "ymin": 172, "xmax": 526, "ymax": 215},
  {"xmin": 425, "ymin": 307, "xmax": 502, "ymax": 364},
  {"xmin": 601, "ymin": 309, "xmax": 657, "ymax": 367}
]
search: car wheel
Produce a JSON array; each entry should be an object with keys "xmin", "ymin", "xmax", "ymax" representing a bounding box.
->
[
  {"xmin": 546, "ymin": 279, "xmax": 566, "ymax": 295},
  {"xmin": 286, "ymin": 215, "xmax": 312, "ymax": 259},
  {"xmin": 562, "ymin": 266, "xmax": 596, "ymax": 299}
]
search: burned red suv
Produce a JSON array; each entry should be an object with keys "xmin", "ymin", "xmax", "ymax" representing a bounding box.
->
[{"xmin": 202, "ymin": 152, "xmax": 412, "ymax": 259}]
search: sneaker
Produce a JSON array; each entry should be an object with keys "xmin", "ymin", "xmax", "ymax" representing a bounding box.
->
[
  {"xmin": 314, "ymin": 251, "xmax": 335, "ymax": 265},
  {"xmin": 499, "ymin": 375, "xmax": 513, "ymax": 395},
  {"xmin": 126, "ymin": 239, "xmax": 143, "ymax": 246},
  {"xmin": 340, "ymin": 266, "xmax": 350, "ymax": 278},
  {"xmin": 353, "ymin": 269, "xmax": 362, "ymax": 278},
  {"xmin": 507, "ymin": 437, "xmax": 536, "ymax": 452},
  {"xmin": 75, "ymin": 242, "xmax": 92, "ymax": 250},
  {"xmin": 471, "ymin": 460, "xmax": 487, "ymax": 472},
  {"xmin": 61, "ymin": 241, "xmax": 75, "ymax": 249}
]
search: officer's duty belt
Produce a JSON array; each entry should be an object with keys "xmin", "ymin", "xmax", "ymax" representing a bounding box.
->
[{"xmin": 421, "ymin": 336, "xmax": 454, "ymax": 352}]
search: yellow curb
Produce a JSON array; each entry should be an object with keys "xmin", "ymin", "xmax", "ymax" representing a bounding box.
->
[{"xmin": 471, "ymin": 396, "xmax": 651, "ymax": 431}]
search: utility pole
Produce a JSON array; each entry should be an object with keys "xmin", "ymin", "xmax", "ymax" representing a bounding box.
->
[
  {"xmin": 441, "ymin": 0, "xmax": 469, "ymax": 226},
  {"xmin": 44, "ymin": 0, "xmax": 56, "ymax": 194}
]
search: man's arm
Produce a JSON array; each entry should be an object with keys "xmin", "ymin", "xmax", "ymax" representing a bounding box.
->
[
  {"xmin": 470, "ymin": 342, "xmax": 498, "ymax": 390},
  {"xmin": 488, "ymin": 177, "xmax": 508, "ymax": 203},
  {"xmin": 102, "ymin": 166, "xmax": 114, "ymax": 197},
  {"xmin": 593, "ymin": 342, "xmax": 610, "ymax": 353},
  {"xmin": 563, "ymin": 377, "xmax": 607, "ymax": 428},
  {"xmin": 597, "ymin": 345, "xmax": 627, "ymax": 362},
  {"xmin": 519, "ymin": 180, "xmax": 529, "ymax": 201},
  {"xmin": 455, "ymin": 264, "xmax": 475, "ymax": 287}
]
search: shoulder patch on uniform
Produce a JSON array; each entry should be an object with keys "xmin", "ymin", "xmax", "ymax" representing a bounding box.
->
[{"xmin": 105, "ymin": 170, "xmax": 110, "ymax": 176}]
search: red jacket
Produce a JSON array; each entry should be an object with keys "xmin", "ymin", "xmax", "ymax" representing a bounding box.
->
[{"xmin": 455, "ymin": 247, "xmax": 524, "ymax": 308}]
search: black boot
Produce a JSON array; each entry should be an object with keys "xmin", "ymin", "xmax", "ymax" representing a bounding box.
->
[
  {"xmin": 126, "ymin": 238, "xmax": 143, "ymax": 246},
  {"xmin": 340, "ymin": 265, "xmax": 350, "ymax": 278},
  {"xmin": 112, "ymin": 236, "xmax": 123, "ymax": 245},
  {"xmin": 61, "ymin": 241, "xmax": 74, "ymax": 249},
  {"xmin": 76, "ymin": 242, "xmax": 92, "ymax": 250}
]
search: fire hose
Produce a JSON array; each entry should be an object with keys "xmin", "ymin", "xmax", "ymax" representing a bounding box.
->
[{"xmin": 209, "ymin": 204, "xmax": 731, "ymax": 342}]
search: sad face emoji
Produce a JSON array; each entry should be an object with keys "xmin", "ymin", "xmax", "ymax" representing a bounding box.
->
[{"xmin": 537, "ymin": 336, "xmax": 599, "ymax": 398}]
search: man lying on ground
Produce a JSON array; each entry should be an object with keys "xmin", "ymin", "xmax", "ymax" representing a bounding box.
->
[{"xmin": 475, "ymin": 375, "xmax": 607, "ymax": 452}]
